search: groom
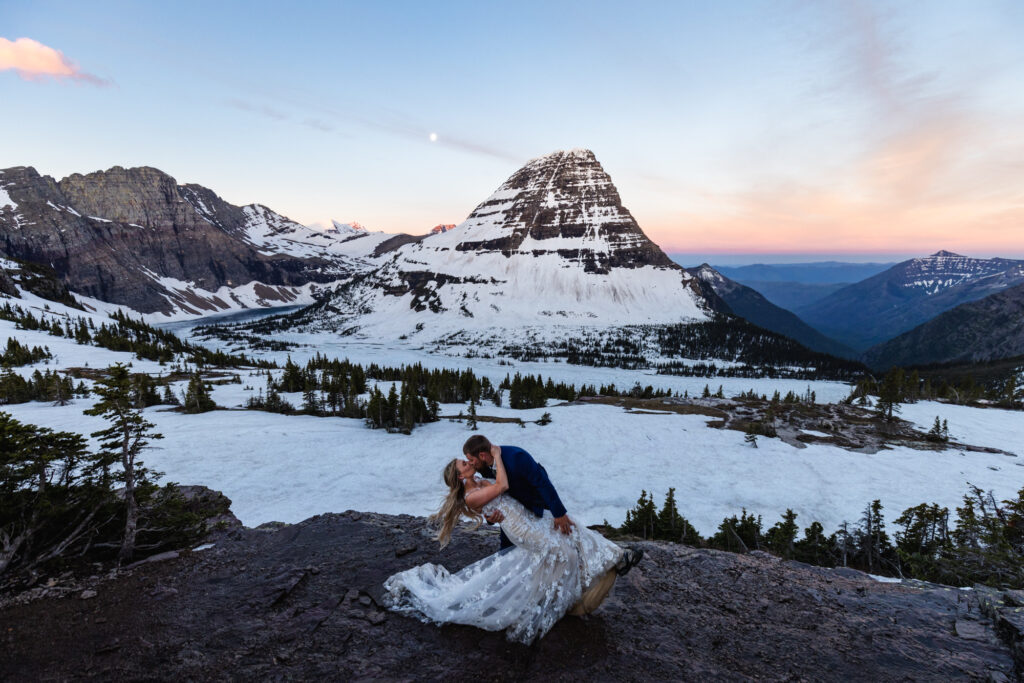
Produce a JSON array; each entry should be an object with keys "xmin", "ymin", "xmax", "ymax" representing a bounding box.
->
[
  {"xmin": 462, "ymin": 434, "xmax": 643, "ymax": 577},
  {"xmin": 463, "ymin": 434, "xmax": 573, "ymax": 550}
]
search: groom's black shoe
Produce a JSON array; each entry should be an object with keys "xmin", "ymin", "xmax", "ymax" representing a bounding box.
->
[{"xmin": 617, "ymin": 547, "xmax": 644, "ymax": 576}]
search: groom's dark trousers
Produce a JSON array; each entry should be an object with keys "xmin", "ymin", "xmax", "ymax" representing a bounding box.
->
[{"xmin": 481, "ymin": 445, "xmax": 567, "ymax": 550}]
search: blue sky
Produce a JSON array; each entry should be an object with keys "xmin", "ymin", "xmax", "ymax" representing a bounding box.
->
[{"xmin": 3, "ymin": 1, "xmax": 1024, "ymax": 257}]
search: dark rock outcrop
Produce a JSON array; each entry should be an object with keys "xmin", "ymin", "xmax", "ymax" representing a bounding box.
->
[
  {"xmin": 0, "ymin": 166, "xmax": 358, "ymax": 314},
  {"xmin": 0, "ymin": 256, "xmax": 80, "ymax": 306},
  {"xmin": 1, "ymin": 511, "xmax": 1016, "ymax": 681}
]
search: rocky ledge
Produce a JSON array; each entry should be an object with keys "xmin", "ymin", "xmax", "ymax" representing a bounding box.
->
[{"xmin": 1, "ymin": 511, "xmax": 1021, "ymax": 681}]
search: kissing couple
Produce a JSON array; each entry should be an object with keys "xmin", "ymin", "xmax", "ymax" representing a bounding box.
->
[{"xmin": 383, "ymin": 434, "xmax": 643, "ymax": 644}]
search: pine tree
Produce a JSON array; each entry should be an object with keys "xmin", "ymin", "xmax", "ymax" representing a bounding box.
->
[
  {"xmin": 621, "ymin": 490, "xmax": 658, "ymax": 539},
  {"xmin": 466, "ymin": 398, "xmax": 478, "ymax": 431},
  {"xmin": 84, "ymin": 364, "xmax": 163, "ymax": 564},
  {"xmin": 537, "ymin": 412, "xmax": 552, "ymax": 426},
  {"xmin": 744, "ymin": 428, "xmax": 758, "ymax": 448},
  {"xmin": 925, "ymin": 416, "xmax": 948, "ymax": 443},
  {"xmin": 656, "ymin": 488, "xmax": 691, "ymax": 541},
  {"xmin": 766, "ymin": 509, "xmax": 799, "ymax": 559},
  {"xmin": 182, "ymin": 372, "xmax": 216, "ymax": 414},
  {"xmin": 876, "ymin": 368, "xmax": 904, "ymax": 422},
  {"xmin": 302, "ymin": 386, "xmax": 321, "ymax": 415}
]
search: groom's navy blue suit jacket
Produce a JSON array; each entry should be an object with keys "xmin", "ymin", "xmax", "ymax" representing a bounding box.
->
[{"xmin": 482, "ymin": 445, "xmax": 566, "ymax": 550}]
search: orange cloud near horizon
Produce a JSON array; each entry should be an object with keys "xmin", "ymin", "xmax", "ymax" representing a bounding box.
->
[{"xmin": 0, "ymin": 37, "xmax": 107, "ymax": 85}]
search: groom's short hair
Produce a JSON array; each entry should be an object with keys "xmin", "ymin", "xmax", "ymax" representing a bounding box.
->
[{"xmin": 463, "ymin": 434, "xmax": 491, "ymax": 456}]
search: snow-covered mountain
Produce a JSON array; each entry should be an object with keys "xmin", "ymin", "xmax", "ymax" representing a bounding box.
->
[
  {"xmin": 796, "ymin": 251, "xmax": 1024, "ymax": 351},
  {"xmin": 289, "ymin": 149, "xmax": 718, "ymax": 342},
  {"xmin": 0, "ymin": 166, "xmax": 403, "ymax": 318}
]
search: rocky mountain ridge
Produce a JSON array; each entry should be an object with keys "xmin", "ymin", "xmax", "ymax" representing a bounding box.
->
[
  {"xmin": 2, "ymin": 510, "xmax": 1019, "ymax": 681},
  {"xmin": 0, "ymin": 166, "xmax": 385, "ymax": 316}
]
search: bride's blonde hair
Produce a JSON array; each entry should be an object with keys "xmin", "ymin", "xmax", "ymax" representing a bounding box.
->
[{"xmin": 431, "ymin": 459, "xmax": 483, "ymax": 548}]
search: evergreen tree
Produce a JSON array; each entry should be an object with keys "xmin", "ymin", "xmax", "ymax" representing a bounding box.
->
[
  {"xmin": 159, "ymin": 383, "xmax": 179, "ymax": 406},
  {"xmin": 926, "ymin": 416, "xmax": 948, "ymax": 443},
  {"xmin": 876, "ymin": 368, "xmax": 904, "ymax": 422},
  {"xmin": 84, "ymin": 364, "xmax": 163, "ymax": 564},
  {"xmin": 794, "ymin": 521, "xmax": 832, "ymax": 566},
  {"xmin": 621, "ymin": 490, "xmax": 658, "ymax": 539},
  {"xmin": 467, "ymin": 398, "xmax": 478, "ymax": 431},
  {"xmin": 182, "ymin": 372, "xmax": 216, "ymax": 414},
  {"xmin": 766, "ymin": 509, "xmax": 799, "ymax": 559}
]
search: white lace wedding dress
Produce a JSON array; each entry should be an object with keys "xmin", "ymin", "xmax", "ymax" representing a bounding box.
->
[{"xmin": 383, "ymin": 494, "xmax": 624, "ymax": 644}]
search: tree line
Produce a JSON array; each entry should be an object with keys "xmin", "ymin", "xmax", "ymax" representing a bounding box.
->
[
  {"xmin": 1, "ymin": 302, "xmax": 271, "ymax": 369},
  {"xmin": 618, "ymin": 486, "xmax": 1024, "ymax": 588},
  {"xmin": 496, "ymin": 317, "xmax": 869, "ymax": 381},
  {"xmin": 241, "ymin": 355, "xmax": 682, "ymax": 434},
  {"xmin": 848, "ymin": 366, "xmax": 1023, "ymax": 414}
]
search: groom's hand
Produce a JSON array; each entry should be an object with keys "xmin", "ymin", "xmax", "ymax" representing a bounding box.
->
[
  {"xmin": 553, "ymin": 515, "xmax": 574, "ymax": 535},
  {"xmin": 485, "ymin": 510, "xmax": 504, "ymax": 524}
]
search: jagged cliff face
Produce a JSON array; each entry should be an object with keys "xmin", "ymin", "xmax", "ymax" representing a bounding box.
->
[
  {"xmin": 298, "ymin": 149, "xmax": 714, "ymax": 340},
  {"xmin": 0, "ymin": 166, "xmax": 371, "ymax": 315}
]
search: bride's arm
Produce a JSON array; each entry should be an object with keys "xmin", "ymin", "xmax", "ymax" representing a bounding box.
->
[{"xmin": 465, "ymin": 449, "xmax": 509, "ymax": 510}]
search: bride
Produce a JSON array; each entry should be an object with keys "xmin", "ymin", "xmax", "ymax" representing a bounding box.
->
[{"xmin": 383, "ymin": 448, "xmax": 631, "ymax": 644}]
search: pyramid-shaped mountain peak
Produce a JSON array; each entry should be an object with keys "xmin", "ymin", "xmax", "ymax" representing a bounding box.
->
[
  {"xmin": 291, "ymin": 149, "xmax": 716, "ymax": 340},
  {"xmin": 444, "ymin": 148, "xmax": 673, "ymax": 273},
  {"xmin": 928, "ymin": 250, "xmax": 964, "ymax": 258}
]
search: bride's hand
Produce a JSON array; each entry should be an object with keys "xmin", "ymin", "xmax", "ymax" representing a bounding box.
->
[
  {"xmin": 485, "ymin": 509, "xmax": 505, "ymax": 524},
  {"xmin": 492, "ymin": 446, "xmax": 509, "ymax": 493}
]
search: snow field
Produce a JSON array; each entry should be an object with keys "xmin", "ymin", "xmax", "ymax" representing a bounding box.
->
[{"xmin": 4, "ymin": 305, "xmax": 1023, "ymax": 539}]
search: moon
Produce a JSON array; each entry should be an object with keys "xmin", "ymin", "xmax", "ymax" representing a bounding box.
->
[{"xmin": 429, "ymin": 132, "xmax": 438, "ymax": 143}]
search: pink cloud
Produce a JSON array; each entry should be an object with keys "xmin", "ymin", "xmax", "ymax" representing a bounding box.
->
[{"xmin": 0, "ymin": 37, "xmax": 108, "ymax": 85}]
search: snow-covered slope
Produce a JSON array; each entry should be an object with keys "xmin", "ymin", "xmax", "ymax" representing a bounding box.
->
[{"xmin": 295, "ymin": 149, "xmax": 714, "ymax": 341}]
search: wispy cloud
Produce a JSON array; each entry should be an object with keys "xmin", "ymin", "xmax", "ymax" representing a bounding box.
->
[
  {"xmin": 224, "ymin": 94, "xmax": 518, "ymax": 163},
  {"xmin": 0, "ymin": 37, "xmax": 109, "ymax": 85},
  {"xmin": 648, "ymin": 2, "xmax": 1024, "ymax": 255}
]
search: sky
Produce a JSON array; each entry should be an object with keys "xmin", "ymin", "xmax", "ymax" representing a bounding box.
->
[{"xmin": 2, "ymin": 1, "xmax": 1024, "ymax": 259}]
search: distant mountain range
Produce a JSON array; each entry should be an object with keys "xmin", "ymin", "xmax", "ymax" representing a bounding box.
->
[
  {"xmin": 713, "ymin": 261, "xmax": 895, "ymax": 285},
  {"xmin": 2, "ymin": 152, "xmax": 728, "ymax": 346},
  {"xmin": 667, "ymin": 260, "xmax": 896, "ymax": 311},
  {"xmin": 5, "ymin": 159, "xmax": 1022, "ymax": 372},
  {"xmin": 795, "ymin": 251, "xmax": 1024, "ymax": 352}
]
